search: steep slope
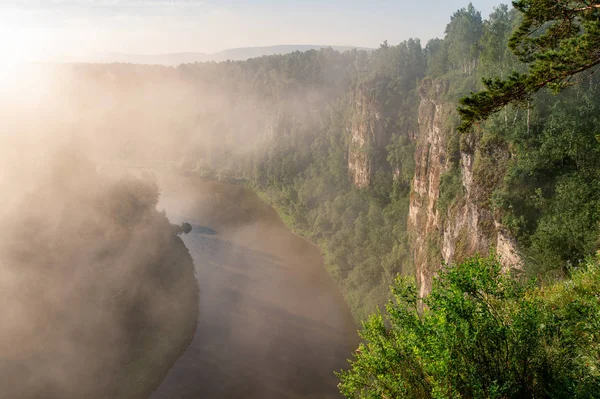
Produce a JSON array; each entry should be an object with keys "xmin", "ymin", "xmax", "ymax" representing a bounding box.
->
[
  {"xmin": 348, "ymin": 87, "xmax": 386, "ymax": 188},
  {"xmin": 408, "ymin": 78, "xmax": 521, "ymax": 297}
]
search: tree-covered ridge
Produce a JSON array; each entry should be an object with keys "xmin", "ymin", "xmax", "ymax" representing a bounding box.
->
[
  {"xmin": 338, "ymin": 255, "xmax": 600, "ymax": 398},
  {"xmin": 414, "ymin": 2, "xmax": 600, "ymax": 278},
  {"xmin": 339, "ymin": 2, "xmax": 600, "ymax": 397}
]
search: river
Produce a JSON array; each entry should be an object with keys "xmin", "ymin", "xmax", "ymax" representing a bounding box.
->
[{"xmin": 150, "ymin": 174, "xmax": 359, "ymax": 399}]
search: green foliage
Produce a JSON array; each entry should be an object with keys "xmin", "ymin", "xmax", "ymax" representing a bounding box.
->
[
  {"xmin": 459, "ymin": 0, "xmax": 600, "ymax": 131},
  {"xmin": 338, "ymin": 255, "xmax": 600, "ymax": 398},
  {"xmin": 239, "ymin": 41, "xmax": 425, "ymax": 320},
  {"xmin": 387, "ymin": 133, "xmax": 416, "ymax": 188},
  {"xmin": 486, "ymin": 83, "xmax": 600, "ymax": 276},
  {"xmin": 425, "ymin": 38, "xmax": 449, "ymax": 77},
  {"xmin": 437, "ymin": 166, "xmax": 463, "ymax": 215},
  {"xmin": 64, "ymin": 1, "xmax": 600, "ymax": 318},
  {"xmin": 478, "ymin": 5, "xmax": 520, "ymax": 79},
  {"xmin": 445, "ymin": 3, "xmax": 484, "ymax": 75}
]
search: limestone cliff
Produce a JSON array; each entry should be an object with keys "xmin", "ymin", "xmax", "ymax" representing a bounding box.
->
[
  {"xmin": 408, "ymin": 78, "xmax": 521, "ymax": 297},
  {"xmin": 348, "ymin": 88, "xmax": 386, "ymax": 188}
]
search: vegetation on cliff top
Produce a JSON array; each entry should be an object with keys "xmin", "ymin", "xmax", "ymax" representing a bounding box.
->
[
  {"xmin": 339, "ymin": 2, "xmax": 600, "ymax": 397},
  {"xmin": 338, "ymin": 255, "xmax": 600, "ymax": 398},
  {"xmin": 459, "ymin": 0, "xmax": 600, "ymax": 131}
]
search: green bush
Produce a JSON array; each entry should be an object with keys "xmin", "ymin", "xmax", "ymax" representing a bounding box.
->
[
  {"xmin": 437, "ymin": 166, "xmax": 463, "ymax": 215},
  {"xmin": 338, "ymin": 255, "xmax": 600, "ymax": 398}
]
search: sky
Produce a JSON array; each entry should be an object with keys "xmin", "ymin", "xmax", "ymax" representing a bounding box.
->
[{"xmin": 0, "ymin": 0, "xmax": 503, "ymax": 60}]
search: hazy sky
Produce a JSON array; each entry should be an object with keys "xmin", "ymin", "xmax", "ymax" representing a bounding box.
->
[{"xmin": 0, "ymin": 0, "xmax": 503, "ymax": 60}]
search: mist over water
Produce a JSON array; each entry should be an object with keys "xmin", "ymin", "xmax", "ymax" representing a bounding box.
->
[
  {"xmin": 0, "ymin": 151, "xmax": 198, "ymax": 398},
  {"xmin": 4, "ymin": 1, "xmax": 597, "ymax": 396},
  {"xmin": 0, "ymin": 55, "xmax": 359, "ymax": 397},
  {"xmin": 152, "ymin": 175, "xmax": 358, "ymax": 398}
]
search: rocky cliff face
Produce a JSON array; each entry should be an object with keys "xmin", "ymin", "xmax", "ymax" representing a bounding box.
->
[
  {"xmin": 408, "ymin": 79, "xmax": 452, "ymax": 298},
  {"xmin": 348, "ymin": 88, "xmax": 386, "ymax": 188},
  {"xmin": 408, "ymin": 78, "xmax": 521, "ymax": 297}
]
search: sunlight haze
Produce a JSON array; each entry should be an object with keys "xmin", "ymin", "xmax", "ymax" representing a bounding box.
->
[
  {"xmin": 1, "ymin": 0, "xmax": 500, "ymax": 60},
  {"xmin": 1, "ymin": 0, "xmax": 599, "ymax": 397}
]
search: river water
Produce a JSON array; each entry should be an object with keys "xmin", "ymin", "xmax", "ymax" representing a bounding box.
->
[{"xmin": 150, "ymin": 175, "xmax": 359, "ymax": 399}]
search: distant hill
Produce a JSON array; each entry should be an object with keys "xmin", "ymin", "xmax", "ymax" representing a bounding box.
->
[
  {"xmin": 212, "ymin": 45, "xmax": 371, "ymax": 62},
  {"xmin": 56, "ymin": 45, "xmax": 372, "ymax": 66}
]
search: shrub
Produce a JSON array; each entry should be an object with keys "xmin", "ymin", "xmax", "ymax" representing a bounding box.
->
[{"xmin": 338, "ymin": 255, "xmax": 600, "ymax": 398}]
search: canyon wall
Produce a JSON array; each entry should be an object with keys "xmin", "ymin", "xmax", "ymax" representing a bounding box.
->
[
  {"xmin": 348, "ymin": 88, "xmax": 386, "ymax": 188},
  {"xmin": 407, "ymin": 78, "xmax": 521, "ymax": 297}
]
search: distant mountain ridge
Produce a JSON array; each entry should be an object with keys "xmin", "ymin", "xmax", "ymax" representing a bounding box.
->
[{"xmin": 57, "ymin": 45, "xmax": 372, "ymax": 66}]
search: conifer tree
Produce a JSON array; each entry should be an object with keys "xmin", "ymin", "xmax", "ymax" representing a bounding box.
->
[{"xmin": 459, "ymin": 0, "xmax": 600, "ymax": 131}]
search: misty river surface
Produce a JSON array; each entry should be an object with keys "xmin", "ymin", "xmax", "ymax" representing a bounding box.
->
[{"xmin": 150, "ymin": 174, "xmax": 359, "ymax": 399}]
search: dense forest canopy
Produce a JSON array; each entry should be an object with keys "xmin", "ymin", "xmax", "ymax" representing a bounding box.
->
[
  {"xmin": 459, "ymin": 0, "xmax": 600, "ymax": 130},
  {"xmin": 339, "ymin": 1, "xmax": 600, "ymax": 397}
]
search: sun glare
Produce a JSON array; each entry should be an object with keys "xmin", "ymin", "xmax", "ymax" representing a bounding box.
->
[{"xmin": 0, "ymin": 9, "xmax": 43, "ymax": 91}]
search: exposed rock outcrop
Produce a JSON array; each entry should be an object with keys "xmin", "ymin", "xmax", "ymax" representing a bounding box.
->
[
  {"xmin": 348, "ymin": 88, "xmax": 385, "ymax": 188},
  {"xmin": 408, "ymin": 78, "xmax": 521, "ymax": 297},
  {"xmin": 408, "ymin": 79, "xmax": 452, "ymax": 298}
]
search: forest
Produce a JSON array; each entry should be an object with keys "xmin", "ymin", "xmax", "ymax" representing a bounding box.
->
[
  {"xmin": 14, "ymin": 0, "xmax": 599, "ymax": 396},
  {"xmin": 338, "ymin": 1, "xmax": 600, "ymax": 397},
  {"xmin": 49, "ymin": 1, "xmax": 600, "ymax": 318},
  {"xmin": 134, "ymin": 2, "xmax": 600, "ymax": 320}
]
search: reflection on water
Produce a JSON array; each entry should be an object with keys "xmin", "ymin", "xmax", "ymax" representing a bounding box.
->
[{"xmin": 151, "ymin": 175, "xmax": 359, "ymax": 399}]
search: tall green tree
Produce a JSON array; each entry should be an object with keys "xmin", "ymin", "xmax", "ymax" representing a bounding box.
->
[
  {"xmin": 425, "ymin": 38, "xmax": 448, "ymax": 76},
  {"xmin": 446, "ymin": 3, "xmax": 484, "ymax": 75},
  {"xmin": 479, "ymin": 4, "xmax": 519, "ymax": 78},
  {"xmin": 459, "ymin": 0, "xmax": 600, "ymax": 131}
]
